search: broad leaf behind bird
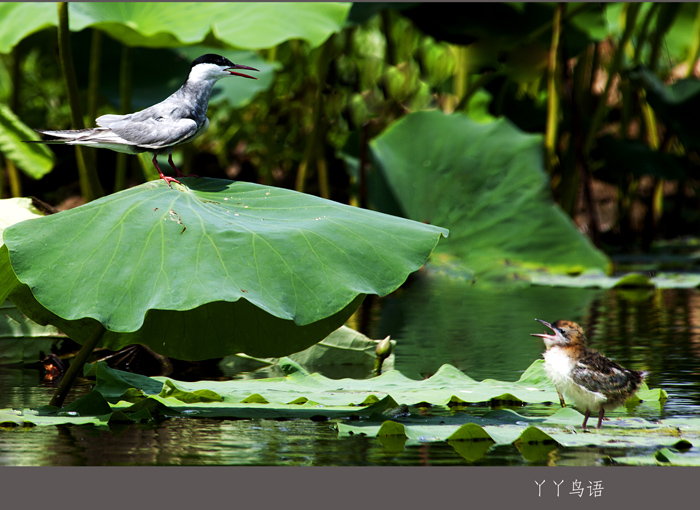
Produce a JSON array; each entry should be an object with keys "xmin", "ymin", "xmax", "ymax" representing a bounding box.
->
[{"xmin": 26, "ymin": 54, "xmax": 258, "ymax": 187}]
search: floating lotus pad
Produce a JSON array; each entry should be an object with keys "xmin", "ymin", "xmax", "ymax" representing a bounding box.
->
[{"xmin": 0, "ymin": 360, "xmax": 687, "ymax": 463}]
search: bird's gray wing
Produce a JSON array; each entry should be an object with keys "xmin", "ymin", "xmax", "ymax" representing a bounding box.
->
[
  {"xmin": 102, "ymin": 114, "xmax": 200, "ymax": 149},
  {"xmin": 95, "ymin": 114, "xmax": 130, "ymax": 128}
]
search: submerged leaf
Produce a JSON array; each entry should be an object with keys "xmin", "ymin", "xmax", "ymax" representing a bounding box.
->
[
  {"xmin": 515, "ymin": 425, "xmax": 557, "ymax": 445},
  {"xmin": 514, "ymin": 426, "xmax": 559, "ymax": 461},
  {"xmin": 240, "ymin": 393, "xmax": 269, "ymax": 404},
  {"xmin": 378, "ymin": 420, "xmax": 407, "ymax": 437},
  {"xmin": 447, "ymin": 423, "xmax": 494, "ymax": 442},
  {"xmin": 159, "ymin": 380, "xmax": 223, "ymax": 403}
]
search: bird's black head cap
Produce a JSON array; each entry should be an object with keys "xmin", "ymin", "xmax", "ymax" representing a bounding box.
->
[{"xmin": 191, "ymin": 54, "xmax": 236, "ymax": 69}]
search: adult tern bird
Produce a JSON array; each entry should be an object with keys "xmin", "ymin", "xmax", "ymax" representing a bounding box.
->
[{"xmin": 31, "ymin": 54, "xmax": 258, "ymax": 186}]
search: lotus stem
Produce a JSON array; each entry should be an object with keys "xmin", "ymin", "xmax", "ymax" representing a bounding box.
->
[
  {"xmin": 648, "ymin": 4, "xmax": 681, "ymax": 72},
  {"xmin": 6, "ymin": 161, "xmax": 21, "ymax": 198},
  {"xmin": 86, "ymin": 29, "xmax": 102, "ymax": 125},
  {"xmin": 7, "ymin": 47, "xmax": 22, "ymax": 197},
  {"xmin": 49, "ymin": 323, "xmax": 107, "ymax": 408},
  {"xmin": 295, "ymin": 36, "xmax": 334, "ymax": 197},
  {"xmin": 584, "ymin": 3, "xmax": 641, "ymax": 154},
  {"xmin": 634, "ymin": 3, "xmax": 659, "ymax": 67},
  {"xmin": 456, "ymin": 71, "xmax": 501, "ymax": 112},
  {"xmin": 524, "ymin": 2, "xmax": 591, "ymax": 44},
  {"xmin": 114, "ymin": 45, "xmax": 133, "ymax": 192},
  {"xmin": 381, "ymin": 9, "xmax": 397, "ymax": 66},
  {"xmin": 452, "ymin": 45, "xmax": 468, "ymax": 111},
  {"xmin": 57, "ymin": 2, "xmax": 103, "ymax": 202},
  {"xmin": 685, "ymin": 3, "xmax": 700, "ymax": 77},
  {"xmin": 545, "ymin": 3, "xmax": 563, "ymax": 174}
]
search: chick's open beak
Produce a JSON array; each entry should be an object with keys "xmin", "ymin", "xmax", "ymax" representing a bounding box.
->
[{"xmin": 530, "ymin": 318, "xmax": 556, "ymax": 340}]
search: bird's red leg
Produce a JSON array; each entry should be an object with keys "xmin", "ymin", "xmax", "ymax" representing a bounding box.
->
[
  {"xmin": 582, "ymin": 409, "xmax": 591, "ymax": 430},
  {"xmin": 596, "ymin": 408, "xmax": 605, "ymax": 429},
  {"xmin": 152, "ymin": 154, "xmax": 181, "ymax": 187},
  {"xmin": 168, "ymin": 154, "xmax": 199, "ymax": 178}
]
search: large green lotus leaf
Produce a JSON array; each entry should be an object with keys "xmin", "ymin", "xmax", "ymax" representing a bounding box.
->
[
  {"xmin": 369, "ymin": 111, "xmax": 611, "ymax": 280},
  {"xmin": 2, "ymin": 270, "xmax": 364, "ymax": 360},
  {"xmin": 68, "ymin": 2, "xmax": 350, "ymax": 49},
  {"xmin": 1, "ymin": 178, "xmax": 446, "ymax": 359},
  {"xmin": 0, "ymin": 3, "xmax": 57, "ymax": 54},
  {"xmin": 0, "ymin": 2, "xmax": 349, "ymax": 53},
  {"xmin": 0, "ymin": 104, "xmax": 55, "ymax": 180}
]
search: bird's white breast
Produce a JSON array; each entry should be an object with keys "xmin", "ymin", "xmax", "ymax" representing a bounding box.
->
[
  {"xmin": 543, "ymin": 347, "xmax": 607, "ymax": 411},
  {"xmin": 543, "ymin": 348, "xmax": 575, "ymax": 387}
]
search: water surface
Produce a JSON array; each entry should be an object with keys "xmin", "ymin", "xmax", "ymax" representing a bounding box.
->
[{"xmin": 2, "ymin": 283, "xmax": 699, "ymax": 466}]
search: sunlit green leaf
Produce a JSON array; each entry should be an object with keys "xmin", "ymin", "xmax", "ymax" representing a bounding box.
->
[
  {"xmin": 0, "ymin": 3, "xmax": 57, "ymax": 54},
  {"xmin": 447, "ymin": 422, "xmax": 494, "ymax": 441},
  {"xmin": 377, "ymin": 420, "xmax": 406, "ymax": 437},
  {"xmin": 68, "ymin": 2, "xmax": 350, "ymax": 49},
  {"xmin": 159, "ymin": 379, "xmax": 223, "ymax": 403},
  {"xmin": 2, "ymin": 178, "xmax": 446, "ymax": 359}
]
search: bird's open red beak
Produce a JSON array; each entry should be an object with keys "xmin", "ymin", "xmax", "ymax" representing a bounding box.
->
[{"xmin": 227, "ymin": 64, "xmax": 259, "ymax": 80}]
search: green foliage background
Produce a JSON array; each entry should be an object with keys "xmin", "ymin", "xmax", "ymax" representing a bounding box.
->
[{"xmin": 2, "ymin": 1, "xmax": 700, "ymax": 256}]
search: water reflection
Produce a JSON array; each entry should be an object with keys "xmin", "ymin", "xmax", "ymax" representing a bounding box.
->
[{"xmin": 371, "ymin": 276, "xmax": 700, "ymax": 416}]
